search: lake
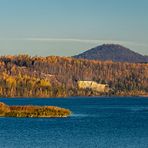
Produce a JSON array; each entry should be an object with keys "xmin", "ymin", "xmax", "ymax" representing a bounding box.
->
[{"xmin": 0, "ymin": 97, "xmax": 148, "ymax": 148}]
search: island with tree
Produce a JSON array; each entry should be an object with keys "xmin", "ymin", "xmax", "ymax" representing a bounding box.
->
[{"xmin": 0, "ymin": 102, "xmax": 71, "ymax": 118}]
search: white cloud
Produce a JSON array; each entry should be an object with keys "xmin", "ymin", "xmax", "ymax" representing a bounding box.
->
[
  {"xmin": 0, "ymin": 38, "xmax": 147, "ymax": 47},
  {"xmin": 16, "ymin": 38, "xmax": 147, "ymax": 47}
]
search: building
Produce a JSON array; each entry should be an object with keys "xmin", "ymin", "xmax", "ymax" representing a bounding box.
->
[{"xmin": 78, "ymin": 81, "xmax": 109, "ymax": 93}]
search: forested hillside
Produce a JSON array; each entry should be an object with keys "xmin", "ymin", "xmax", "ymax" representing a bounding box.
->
[{"xmin": 0, "ymin": 55, "xmax": 148, "ymax": 97}]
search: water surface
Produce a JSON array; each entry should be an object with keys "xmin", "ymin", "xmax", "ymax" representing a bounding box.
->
[{"xmin": 0, "ymin": 97, "xmax": 148, "ymax": 148}]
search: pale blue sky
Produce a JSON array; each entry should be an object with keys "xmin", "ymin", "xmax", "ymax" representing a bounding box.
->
[{"xmin": 0, "ymin": 0, "xmax": 148, "ymax": 56}]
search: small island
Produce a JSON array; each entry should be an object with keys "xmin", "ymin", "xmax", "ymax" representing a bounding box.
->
[{"xmin": 0, "ymin": 102, "xmax": 71, "ymax": 118}]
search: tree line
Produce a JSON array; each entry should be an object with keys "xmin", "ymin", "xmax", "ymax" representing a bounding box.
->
[{"xmin": 0, "ymin": 55, "xmax": 147, "ymax": 97}]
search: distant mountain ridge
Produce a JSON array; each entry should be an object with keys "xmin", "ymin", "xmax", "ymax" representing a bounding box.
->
[{"xmin": 73, "ymin": 44, "xmax": 148, "ymax": 63}]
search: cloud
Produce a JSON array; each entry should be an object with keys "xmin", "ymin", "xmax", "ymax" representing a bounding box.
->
[
  {"xmin": 21, "ymin": 38, "xmax": 148, "ymax": 47},
  {"xmin": 0, "ymin": 38, "xmax": 148, "ymax": 47}
]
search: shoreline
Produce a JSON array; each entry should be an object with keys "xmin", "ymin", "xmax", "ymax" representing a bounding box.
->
[{"xmin": 0, "ymin": 94, "xmax": 148, "ymax": 99}]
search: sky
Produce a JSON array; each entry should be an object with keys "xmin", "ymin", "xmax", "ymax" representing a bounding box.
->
[{"xmin": 0, "ymin": 0, "xmax": 148, "ymax": 56}]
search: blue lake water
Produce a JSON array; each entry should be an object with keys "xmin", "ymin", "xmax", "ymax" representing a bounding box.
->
[{"xmin": 1, "ymin": 97, "xmax": 148, "ymax": 148}]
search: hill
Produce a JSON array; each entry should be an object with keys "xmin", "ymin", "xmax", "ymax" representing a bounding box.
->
[
  {"xmin": 73, "ymin": 44, "xmax": 148, "ymax": 63},
  {"xmin": 0, "ymin": 55, "xmax": 148, "ymax": 97}
]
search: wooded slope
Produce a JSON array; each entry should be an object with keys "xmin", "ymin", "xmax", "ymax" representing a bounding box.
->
[{"xmin": 0, "ymin": 55, "xmax": 147, "ymax": 97}]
